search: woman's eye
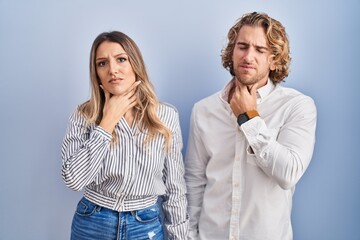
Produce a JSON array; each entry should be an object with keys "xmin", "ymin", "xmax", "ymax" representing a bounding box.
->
[
  {"xmin": 97, "ymin": 61, "xmax": 106, "ymax": 67},
  {"xmin": 117, "ymin": 57, "xmax": 127, "ymax": 62}
]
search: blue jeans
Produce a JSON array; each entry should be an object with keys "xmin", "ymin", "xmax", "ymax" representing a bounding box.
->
[{"xmin": 71, "ymin": 197, "xmax": 163, "ymax": 240}]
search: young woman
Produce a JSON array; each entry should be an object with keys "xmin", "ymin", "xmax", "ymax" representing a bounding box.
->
[{"xmin": 61, "ymin": 31, "xmax": 188, "ymax": 240}]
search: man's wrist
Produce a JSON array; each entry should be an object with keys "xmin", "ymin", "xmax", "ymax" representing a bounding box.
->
[{"xmin": 237, "ymin": 110, "xmax": 259, "ymax": 126}]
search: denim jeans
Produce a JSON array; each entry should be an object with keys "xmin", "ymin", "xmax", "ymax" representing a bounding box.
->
[{"xmin": 71, "ymin": 197, "xmax": 163, "ymax": 240}]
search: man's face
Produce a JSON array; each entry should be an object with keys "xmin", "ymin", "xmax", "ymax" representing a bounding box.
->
[{"xmin": 232, "ymin": 25, "xmax": 275, "ymax": 87}]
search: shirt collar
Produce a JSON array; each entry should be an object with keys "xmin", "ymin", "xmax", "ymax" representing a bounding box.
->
[
  {"xmin": 220, "ymin": 81, "xmax": 233, "ymax": 102},
  {"xmin": 257, "ymin": 79, "xmax": 274, "ymax": 103}
]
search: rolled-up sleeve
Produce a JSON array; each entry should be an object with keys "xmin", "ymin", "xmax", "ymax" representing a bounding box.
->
[
  {"xmin": 241, "ymin": 96, "xmax": 317, "ymax": 189},
  {"xmin": 61, "ymin": 109, "xmax": 112, "ymax": 191}
]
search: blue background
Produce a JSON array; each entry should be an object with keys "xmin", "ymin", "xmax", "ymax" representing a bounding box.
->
[{"xmin": 1, "ymin": 0, "xmax": 359, "ymax": 239}]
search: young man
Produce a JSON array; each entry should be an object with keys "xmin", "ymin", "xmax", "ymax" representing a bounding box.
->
[{"xmin": 185, "ymin": 12, "xmax": 317, "ymax": 240}]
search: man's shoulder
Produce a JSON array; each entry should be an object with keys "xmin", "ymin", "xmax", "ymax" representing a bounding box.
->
[
  {"xmin": 274, "ymin": 84, "xmax": 314, "ymax": 101},
  {"xmin": 193, "ymin": 90, "xmax": 222, "ymax": 108},
  {"xmin": 190, "ymin": 90, "xmax": 225, "ymax": 121},
  {"xmin": 273, "ymin": 85, "xmax": 316, "ymax": 110}
]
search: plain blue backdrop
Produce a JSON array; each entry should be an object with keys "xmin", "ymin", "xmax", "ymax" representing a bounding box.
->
[{"xmin": 1, "ymin": 0, "xmax": 359, "ymax": 239}]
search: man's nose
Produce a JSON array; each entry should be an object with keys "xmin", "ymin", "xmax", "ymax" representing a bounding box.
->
[{"xmin": 243, "ymin": 48, "xmax": 255, "ymax": 62}]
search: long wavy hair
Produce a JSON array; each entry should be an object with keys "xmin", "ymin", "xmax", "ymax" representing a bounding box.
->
[
  {"xmin": 79, "ymin": 31, "xmax": 171, "ymax": 149},
  {"xmin": 221, "ymin": 12, "xmax": 291, "ymax": 83}
]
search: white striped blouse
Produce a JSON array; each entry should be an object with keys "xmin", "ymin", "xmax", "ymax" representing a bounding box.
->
[{"xmin": 61, "ymin": 102, "xmax": 189, "ymax": 238}]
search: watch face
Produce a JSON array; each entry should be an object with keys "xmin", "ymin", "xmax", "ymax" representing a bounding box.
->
[{"xmin": 237, "ymin": 113, "xmax": 249, "ymax": 126}]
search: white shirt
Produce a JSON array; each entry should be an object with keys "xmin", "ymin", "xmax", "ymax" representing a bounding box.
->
[
  {"xmin": 61, "ymin": 103, "xmax": 189, "ymax": 239},
  {"xmin": 185, "ymin": 80, "xmax": 317, "ymax": 240}
]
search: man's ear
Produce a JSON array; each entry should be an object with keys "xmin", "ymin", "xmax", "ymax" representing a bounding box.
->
[
  {"xmin": 269, "ymin": 57, "xmax": 276, "ymax": 71},
  {"xmin": 269, "ymin": 59, "xmax": 276, "ymax": 71},
  {"xmin": 270, "ymin": 63, "xmax": 276, "ymax": 71}
]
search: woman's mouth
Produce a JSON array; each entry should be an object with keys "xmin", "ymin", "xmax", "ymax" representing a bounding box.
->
[{"xmin": 109, "ymin": 78, "xmax": 123, "ymax": 84}]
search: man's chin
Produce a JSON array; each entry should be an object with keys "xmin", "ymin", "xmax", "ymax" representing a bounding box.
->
[{"xmin": 235, "ymin": 76, "xmax": 257, "ymax": 86}]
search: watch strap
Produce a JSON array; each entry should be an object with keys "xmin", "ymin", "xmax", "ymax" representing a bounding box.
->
[
  {"xmin": 237, "ymin": 110, "xmax": 260, "ymax": 127},
  {"xmin": 246, "ymin": 110, "xmax": 259, "ymax": 119}
]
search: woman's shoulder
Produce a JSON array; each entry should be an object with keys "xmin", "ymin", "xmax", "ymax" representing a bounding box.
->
[
  {"xmin": 68, "ymin": 103, "xmax": 90, "ymax": 124},
  {"xmin": 158, "ymin": 102, "xmax": 179, "ymax": 114},
  {"xmin": 157, "ymin": 102, "xmax": 179, "ymax": 122}
]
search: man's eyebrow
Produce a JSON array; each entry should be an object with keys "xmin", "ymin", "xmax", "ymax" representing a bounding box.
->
[
  {"xmin": 236, "ymin": 42, "xmax": 249, "ymax": 46},
  {"xmin": 236, "ymin": 42, "xmax": 268, "ymax": 50}
]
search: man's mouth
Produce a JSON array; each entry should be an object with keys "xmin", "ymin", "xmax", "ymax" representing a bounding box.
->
[{"xmin": 239, "ymin": 64, "xmax": 255, "ymax": 70}]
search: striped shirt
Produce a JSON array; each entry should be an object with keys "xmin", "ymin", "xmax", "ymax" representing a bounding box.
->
[{"xmin": 61, "ymin": 102, "xmax": 189, "ymax": 239}]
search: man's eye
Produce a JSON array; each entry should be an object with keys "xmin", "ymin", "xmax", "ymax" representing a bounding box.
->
[{"xmin": 238, "ymin": 45, "xmax": 249, "ymax": 51}]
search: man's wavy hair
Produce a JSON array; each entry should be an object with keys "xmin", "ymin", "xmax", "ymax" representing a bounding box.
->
[{"xmin": 221, "ymin": 12, "xmax": 291, "ymax": 83}]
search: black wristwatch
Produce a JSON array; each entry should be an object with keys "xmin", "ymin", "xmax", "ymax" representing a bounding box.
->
[{"xmin": 237, "ymin": 110, "xmax": 259, "ymax": 126}]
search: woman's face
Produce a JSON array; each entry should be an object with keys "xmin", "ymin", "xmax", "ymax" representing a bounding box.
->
[{"xmin": 95, "ymin": 41, "xmax": 136, "ymax": 96}]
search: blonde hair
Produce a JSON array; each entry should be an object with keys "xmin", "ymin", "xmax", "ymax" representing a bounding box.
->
[
  {"xmin": 221, "ymin": 12, "xmax": 291, "ymax": 83},
  {"xmin": 79, "ymin": 31, "xmax": 171, "ymax": 149}
]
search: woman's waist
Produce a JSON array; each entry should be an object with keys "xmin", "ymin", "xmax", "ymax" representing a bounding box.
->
[{"xmin": 84, "ymin": 187, "xmax": 159, "ymax": 212}]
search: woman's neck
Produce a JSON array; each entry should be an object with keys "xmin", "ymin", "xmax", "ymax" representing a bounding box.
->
[{"xmin": 124, "ymin": 109, "xmax": 136, "ymax": 127}]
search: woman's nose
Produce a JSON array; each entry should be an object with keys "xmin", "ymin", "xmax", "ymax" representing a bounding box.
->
[{"xmin": 109, "ymin": 60, "xmax": 118, "ymax": 76}]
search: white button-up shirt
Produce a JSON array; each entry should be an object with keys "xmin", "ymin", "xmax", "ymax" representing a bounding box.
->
[{"xmin": 185, "ymin": 80, "xmax": 317, "ymax": 240}]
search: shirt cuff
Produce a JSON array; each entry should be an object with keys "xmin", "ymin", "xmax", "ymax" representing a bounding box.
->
[
  {"xmin": 240, "ymin": 116, "xmax": 271, "ymax": 168},
  {"xmin": 240, "ymin": 116, "xmax": 263, "ymax": 138},
  {"xmin": 188, "ymin": 229, "xmax": 199, "ymax": 240},
  {"xmin": 91, "ymin": 126, "xmax": 112, "ymax": 142}
]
